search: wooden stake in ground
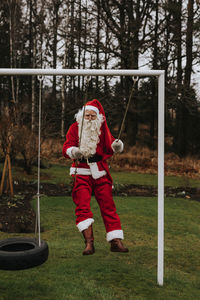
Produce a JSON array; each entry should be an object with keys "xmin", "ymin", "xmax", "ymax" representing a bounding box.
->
[{"xmin": 0, "ymin": 152, "xmax": 14, "ymax": 197}]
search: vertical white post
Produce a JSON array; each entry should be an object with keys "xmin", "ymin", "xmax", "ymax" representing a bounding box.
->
[
  {"xmin": 157, "ymin": 73, "xmax": 165, "ymax": 286},
  {"xmin": 37, "ymin": 76, "xmax": 43, "ymax": 247}
]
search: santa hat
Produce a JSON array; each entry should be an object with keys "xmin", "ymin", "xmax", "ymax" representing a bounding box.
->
[{"xmin": 84, "ymin": 99, "xmax": 105, "ymax": 117}]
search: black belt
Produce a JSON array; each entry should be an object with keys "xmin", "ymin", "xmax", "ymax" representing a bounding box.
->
[{"xmin": 79, "ymin": 154, "xmax": 102, "ymax": 163}]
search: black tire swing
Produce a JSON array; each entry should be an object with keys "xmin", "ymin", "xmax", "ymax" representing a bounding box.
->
[
  {"xmin": 0, "ymin": 238, "xmax": 48, "ymax": 270},
  {"xmin": 0, "ymin": 76, "xmax": 49, "ymax": 270}
]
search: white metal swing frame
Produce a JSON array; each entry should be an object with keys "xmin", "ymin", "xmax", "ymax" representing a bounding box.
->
[{"xmin": 0, "ymin": 68, "xmax": 165, "ymax": 286}]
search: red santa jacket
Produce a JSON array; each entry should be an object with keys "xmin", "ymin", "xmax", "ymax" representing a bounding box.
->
[{"xmin": 62, "ymin": 120, "xmax": 115, "ymax": 182}]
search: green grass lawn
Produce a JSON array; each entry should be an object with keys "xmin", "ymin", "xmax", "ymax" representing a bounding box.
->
[
  {"xmin": 0, "ymin": 195, "xmax": 200, "ymax": 300},
  {"xmin": 111, "ymin": 171, "xmax": 200, "ymax": 188},
  {"xmin": 39, "ymin": 164, "xmax": 200, "ymax": 187},
  {"xmin": 4, "ymin": 161, "xmax": 199, "ymax": 188}
]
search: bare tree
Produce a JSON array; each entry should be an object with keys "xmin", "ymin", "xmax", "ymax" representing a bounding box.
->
[
  {"xmin": 7, "ymin": 0, "xmax": 25, "ymax": 105},
  {"xmin": 60, "ymin": 2, "xmax": 70, "ymax": 138},
  {"xmin": 28, "ymin": 0, "xmax": 37, "ymax": 131},
  {"xmin": 7, "ymin": 0, "xmax": 15, "ymax": 102},
  {"xmin": 184, "ymin": 0, "xmax": 194, "ymax": 87}
]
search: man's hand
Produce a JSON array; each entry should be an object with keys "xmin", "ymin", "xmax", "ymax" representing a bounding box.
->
[
  {"xmin": 111, "ymin": 139, "xmax": 124, "ymax": 153},
  {"xmin": 71, "ymin": 147, "xmax": 82, "ymax": 159}
]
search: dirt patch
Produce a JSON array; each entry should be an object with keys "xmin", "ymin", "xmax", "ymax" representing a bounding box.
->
[
  {"xmin": 0, "ymin": 181, "xmax": 72, "ymax": 234},
  {"xmin": 0, "ymin": 195, "xmax": 36, "ymax": 233},
  {"xmin": 113, "ymin": 183, "xmax": 200, "ymax": 200}
]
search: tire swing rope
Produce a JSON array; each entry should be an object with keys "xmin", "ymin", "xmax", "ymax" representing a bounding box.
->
[
  {"xmin": 35, "ymin": 75, "xmax": 43, "ymax": 247},
  {"xmin": 0, "ymin": 75, "xmax": 49, "ymax": 271}
]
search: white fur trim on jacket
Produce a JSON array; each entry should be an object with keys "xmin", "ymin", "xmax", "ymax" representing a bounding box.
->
[
  {"xmin": 77, "ymin": 218, "xmax": 94, "ymax": 232},
  {"xmin": 70, "ymin": 163, "xmax": 106, "ymax": 179},
  {"xmin": 106, "ymin": 230, "xmax": 124, "ymax": 242},
  {"xmin": 70, "ymin": 167, "xmax": 91, "ymax": 176},
  {"xmin": 66, "ymin": 146, "xmax": 77, "ymax": 159},
  {"xmin": 88, "ymin": 162, "xmax": 106, "ymax": 179}
]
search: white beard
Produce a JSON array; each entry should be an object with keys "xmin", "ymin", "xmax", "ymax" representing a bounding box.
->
[{"xmin": 75, "ymin": 110, "xmax": 104, "ymax": 158}]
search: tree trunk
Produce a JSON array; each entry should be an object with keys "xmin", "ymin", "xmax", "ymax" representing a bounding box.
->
[
  {"xmin": 174, "ymin": 0, "xmax": 194, "ymax": 156},
  {"xmin": 176, "ymin": 0, "xmax": 183, "ymax": 89},
  {"xmin": 104, "ymin": 23, "xmax": 109, "ymax": 94},
  {"xmin": 95, "ymin": 0, "xmax": 100, "ymax": 93},
  {"xmin": 150, "ymin": 0, "xmax": 159, "ymax": 139},
  {"xmin": 125, "ymin": 0, "xmax": 140, "ymax": 146},
  {"xmin": 77, "ymin": 0, "xmax": 82, "ymax": 96},
  {"xmin": 52, "ymin": 1, "xmax": 60, "ymax": 99},
  {"xmin": 184, "ymin": 0, "xmax": 194, "ymax": 87},
  {"xmin": 31, "ymin": 37, "xmax": 36, "ymax": 132},
  {"xmin": 8, "ymin": 0, "xmax": 15, "ymax": 103},
  {"xmin": 30, "ymin": 0, "xmax": 37, "ymax": 132},
  {"xmin": 61, "ymin": 47, "xmax": 67, "ymax": 138},
  {"xmin": 82, "ymin": 0, "xmax": 87, "ymax": 100},
  {"xmin": 173, "ymin": 0, "xmax": 183, "ymax": 153}
]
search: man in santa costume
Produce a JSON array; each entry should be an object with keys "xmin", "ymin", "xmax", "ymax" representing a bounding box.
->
[{"xmin": 62, "ymin": 99, "xmax": 128, "ymax": 255}]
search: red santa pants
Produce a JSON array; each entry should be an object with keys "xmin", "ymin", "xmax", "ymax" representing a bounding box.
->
[{"xmin": 72, "ymin": 175, "xmax": 122, "ymax": 234}]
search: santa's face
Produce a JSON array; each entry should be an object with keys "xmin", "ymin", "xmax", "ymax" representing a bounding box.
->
[{"xmin": 84, "ymin": 110, "xmax": 97, "ymax": 120}]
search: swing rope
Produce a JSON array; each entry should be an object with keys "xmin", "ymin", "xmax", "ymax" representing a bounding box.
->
[
  {"xmin": 117, "ymin": 76, "xmax": 138, "ymax": 141},
  {"xmin": 73, "ymin": 75, "xmax": 91, "ymax": 184},
  {"xmin": 35, "ymin": 75, "xmax": 43, "ymax": 247},
  {"xmin": 109, "ymin": 76, "xmax": 139, "ymax": 168},
  {"xmin": 78, "ymin": 75, "xmax": 91, "ymax": 148}
]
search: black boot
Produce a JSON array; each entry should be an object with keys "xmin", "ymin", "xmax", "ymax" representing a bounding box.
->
[
  {"xmin": 82, "ymin": 225, "xmax": 95, "ymax": 255},
  {"xmin": 110, "ymin": 238, "xmax": 129, "ymax": 252}
]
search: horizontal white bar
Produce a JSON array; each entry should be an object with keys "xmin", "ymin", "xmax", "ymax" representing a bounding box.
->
[{"xmin": 0, "ymin": 68, "xmax": 164, "ymax": 76}]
